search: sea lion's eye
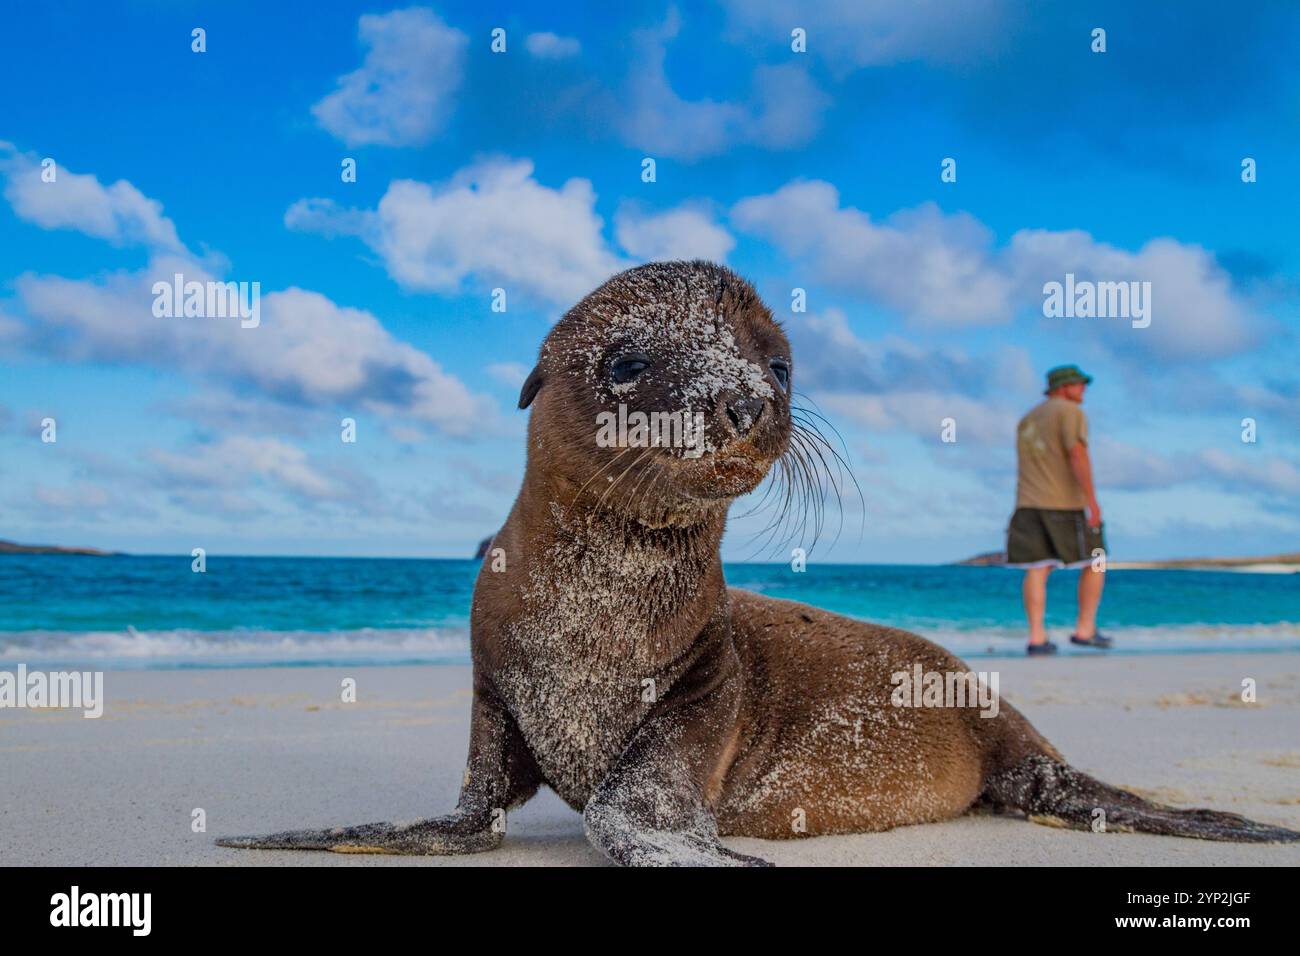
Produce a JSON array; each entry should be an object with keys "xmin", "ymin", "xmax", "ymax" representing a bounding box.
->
[
  {"xmin": 769, "ymin": 358, "xmax": 790, "ymax": 392},
  {"xmin": 611, "ymin": 354, "xmax": 651, "ymax": 384}
]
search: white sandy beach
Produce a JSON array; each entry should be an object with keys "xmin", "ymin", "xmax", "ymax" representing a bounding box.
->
[{"xmin": 2, "ymin": 653, "xmax": 1298, "ymax": 866}]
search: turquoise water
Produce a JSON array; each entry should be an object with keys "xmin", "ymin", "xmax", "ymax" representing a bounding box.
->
[{"xmin": 1, "ymin": 554, "xmax": 1295, "ymax": 668}]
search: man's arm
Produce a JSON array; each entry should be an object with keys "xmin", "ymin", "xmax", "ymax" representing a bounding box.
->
[{"xmin": 1067, "ymin": 442, "xmax": 1101, "ymax": 528}]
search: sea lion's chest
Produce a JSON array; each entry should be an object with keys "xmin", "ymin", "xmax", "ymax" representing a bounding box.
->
[
  {"xmin": 499, "ymin": 651, "xmax": 647, "ymax": 807},
  {"xmin": 494, "ymin": 603, "xmax": 668, "ymax": 808},
  {"xmin": 488, "ymin": 541, "xmax": 702, "ymax": 808}
]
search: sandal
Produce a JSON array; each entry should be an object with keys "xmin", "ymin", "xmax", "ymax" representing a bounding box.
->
[{"xmin": 1069, "ymin": 632, "xmax": 1112, "ymax": 649}]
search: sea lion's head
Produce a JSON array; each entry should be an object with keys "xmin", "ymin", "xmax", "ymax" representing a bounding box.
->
[{"xmin": 519, "ymin": 261, "xmax": 793, "ymax": 521}]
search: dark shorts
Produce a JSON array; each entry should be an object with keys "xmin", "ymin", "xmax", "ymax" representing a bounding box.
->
[{"xmin": 1006, "ymin": 507, "xmax": 1106, "ymax": 569}]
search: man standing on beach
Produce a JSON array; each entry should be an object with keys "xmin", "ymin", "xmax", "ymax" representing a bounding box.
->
[{"xmin": 1007, "ymin": 365, "xmax": 1110, "ymax": 656}]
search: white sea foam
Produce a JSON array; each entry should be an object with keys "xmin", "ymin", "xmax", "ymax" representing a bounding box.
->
[
  {"xmin": 923, "ymin": 621, "xmax": 1300, "ymax": 657},
  {"xmin": 0, "ymin": 621, "xmax": 1294, "ymax": 669},
  {"xmin": 0, "ymin": 626, "xmax": 471, "ymax": 668}
]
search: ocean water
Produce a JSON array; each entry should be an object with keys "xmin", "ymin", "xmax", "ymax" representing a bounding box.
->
[{"xmin": 0, "ymin": 554, "xmax": 1295, "ymax": 669}]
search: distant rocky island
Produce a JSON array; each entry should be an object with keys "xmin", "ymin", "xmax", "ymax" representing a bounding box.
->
[
  {"xmin": 0, "ymin": 539, "xmax": 117, "ymax": 556},
  {"xmin": 955, "ymin": 551, "xmax": 1007, "ymax": 566},
  {"xmin": 955, "ymin": 550, "xmax": 1299, "ymax": 571},
  {"xmin": 1109, "ymin": 553, "xmax": 1300, "ymax": 571}
]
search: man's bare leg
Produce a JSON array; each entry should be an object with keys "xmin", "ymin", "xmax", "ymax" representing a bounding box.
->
[
  {"xmin": 1074, "ymin": 566, "xmax": 1105, "ymax": 639},
  {"xmin": 1023, "ymin": 566, "xmax": 1052, "ymax": 645}
]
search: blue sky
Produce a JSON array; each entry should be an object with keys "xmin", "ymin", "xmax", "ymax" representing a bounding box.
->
[{"xmin": 1, "ymin": 0, "xmax": 1297, "ymax": 562}]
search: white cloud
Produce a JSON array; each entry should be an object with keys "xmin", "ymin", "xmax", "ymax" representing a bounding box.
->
[
  {"xmin": 136, "ymin": 434, "xmax": 416, "ymax": 518},
  {"xmin": 733, "ymin": 179, "xmax": 1264, "ymax": 360},
  {"xmin": 794, "ymin": 308, "xmax": 1036, "ymax": 395},
  {"xmin": 733, "ymin": 182, "xmax": 1013, "ymax": 326},
  {"xmin": 720, "ymin": 0, "xmax": 1014, "ymax": 71},
  {"xmin": 614, "ymin": 203, "xmax": 734, "ymax": 263},
  {"xmin": 617, "ymin": 11, "xmax": 829, "ymax": 160},
  {"xmin": 1061, "ymin": 437, "xmax": 1300, "ymax": 501},
  {"xmin": 312, "ymin": 7, "xmax": 468, "ymax": 147},
  {"xmin": 817, "ymin": 389, "xmax": 1017, "ymax": 448},
  {"xmin": 33, "ymin": 481, "xmax": 113, "ymax": 511},
  {"xmin": 13, "ymin": 254, "xmax": 491, "ymax": 436},
  {"xmin": 1008, "ymin": 230, "xmax": 1260, "ymax": 361},
  {"xmin": 486, "ymin": 361, "xmax": 529, "ymax": 389},
  {"xmin": 1090, "ymin": 436, "xmax": 1189, "ymax": 491},
  {"xmin": 150, "ymin": 436, "xmax": 339, "ymax": 501},
  {"xmin": 787, "ymin": 307, "xmax": 1035, "ymax": 451},
  {"xmin": 0, "ymin": 149, "xmax": 490, "ymax": 436},
  {"xmin": 525, "ymin": 31, "xmax": 581, "ymax": 59},
  {"xmin": 747, "ymin": 64, "xmax": 830, "ymax": 149},
  {"xmin": 0, "ymin": 306, "xmax": 23, "ymax": 351},
  {"xmin": 288, "ymin": 163, "xmax": 743, "ymax": 305},
  {"xmin": 0, "ymin": 142, "xmax": 184, "ymax": 252},
  {"xmin": 1197, "ymin": 447, "xmax": 1300, "ymax": 498},
  {"xmin": 286, "ymin": 157, "xmax": 627, "ymax": 305},
  {"xmin": 282, "ymin": 197, "xmax": 371, "ymax": 239}
]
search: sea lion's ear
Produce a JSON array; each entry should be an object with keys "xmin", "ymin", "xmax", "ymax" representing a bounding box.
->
[{"xmin": 518, "ymin": 363, "xmax": 545, "ymax": 409}]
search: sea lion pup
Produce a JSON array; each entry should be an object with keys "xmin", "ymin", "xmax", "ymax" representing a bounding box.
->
[{"xmin": 219, "ymin": 261, "xmax": 1298, "ymax": 864}]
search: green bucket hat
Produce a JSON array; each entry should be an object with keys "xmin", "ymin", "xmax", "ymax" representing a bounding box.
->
[{"xmin": 1044, "ymin": 364, "xmax": 1093, "ymax": 394}]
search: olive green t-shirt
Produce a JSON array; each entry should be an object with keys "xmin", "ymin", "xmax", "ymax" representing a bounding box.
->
[{"xmin": 1015, "ymin": 398, "xmax": 1088, "ymax": 509}]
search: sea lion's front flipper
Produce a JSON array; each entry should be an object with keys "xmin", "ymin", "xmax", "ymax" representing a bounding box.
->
[
  {"xmin": 584, "ymin": 802, "xmax": 769, "ymax": 867},
  {"xmin": 583, "ymin": 682, "xmax": 771, "ymax": 867},
  {"xmin": 215, "ymin": 816, "xmax": 502, "ymax": 854},
  {"xmin": 216, "ymin": 685, "xmax": 542, "ymax": 856}
]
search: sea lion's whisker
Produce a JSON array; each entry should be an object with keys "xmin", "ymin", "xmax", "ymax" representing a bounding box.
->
[
  {"xmin": 739, "ymin": 436, "xmax": 819, "ymax": 559},
  {"xmin": 792, "ymin": 399, "xmax": 859, "ymax": 492},
  {"xmin": 788, "ymin": 411, "xmax": 865, "ymax": 550},
  {"xmin": 594, "ymin": 447, "xmax": 654, "ymax": 513},
  {"xmin": 571, "ymin": 446, "xmax": 637, "ymax": 511},
  {"xmin": 790, "ymin": 430, "xmax": 833, "ymax": 549},
  {"xmin": 625, "ymin": 454, "xmax": 665, "ymax": 517},
  {"xmin": 732, "ymin": 454, "xmax": 783, "ymax": 521},
  {"xmin": 781, "ymin": 436, "xmax": 820, "ymax": 548},
  {"xmin": 638, "ymin": 468, "xmax": 674, "ymax": 525},
  {"xmin": 746, "ymin": 447, "xmax": 814, "ymax": 559},
  {"xmin": 791, "ymin": 392, "xmax": 855, "ymax": 458},
  {"xmin": 734, "ymin": 397, "xmax": 862, "ymax": 558},
  {"xmin": 739, "ymin": 472, "xmax": 787, "ymax": 559}
]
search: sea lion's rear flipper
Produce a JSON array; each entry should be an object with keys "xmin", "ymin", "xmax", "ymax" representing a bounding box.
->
[
  {"xmin": 216, "ymin": 816, "xmax": 501, "ymax": 855},
  {"xmin": 986, "ymin": 754, "xmax": 1300, "ymax": 843},
  {"xmin": 216, "ymin": 687, "xmax": 542, "ymax": 855}
]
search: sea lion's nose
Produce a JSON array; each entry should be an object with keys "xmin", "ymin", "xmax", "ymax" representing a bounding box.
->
[{"xmin": 725, "ymin": 396, "xmax": 765, "ymax": 436}]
